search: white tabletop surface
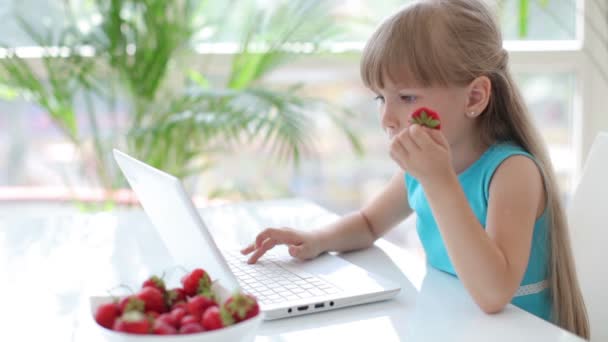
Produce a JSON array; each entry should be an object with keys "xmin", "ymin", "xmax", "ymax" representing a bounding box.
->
[{"xmin": 1, "ymin": 198, "xmax": 583, "ymax": 341}]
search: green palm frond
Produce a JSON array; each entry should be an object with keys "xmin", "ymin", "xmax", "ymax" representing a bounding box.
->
[
  {"xmin": 0, "ymin": 16, "xmax": 95, "ymax": 142},
  {"xmin": 2, "ymin": 0, "xmax": 364, "ymax": 198},
  {"xmin": 228, "ymin": 0, "xmax": 340, "ymax": 89},
  {"xmin": 128, "ymin": 85, "xmax": 317, "ymax": 174},
  {"xmin": 88, "ymin": 0, "xmax": 200, "ymax": 103}
]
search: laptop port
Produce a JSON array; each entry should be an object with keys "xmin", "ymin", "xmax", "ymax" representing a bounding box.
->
[
  {"xmin": 314, "ymin": 303, "xmax": 325, "ymax": 309},
  {"xmin": 297, "ymin": 305, "xmax": 309, "ymax": 311}
]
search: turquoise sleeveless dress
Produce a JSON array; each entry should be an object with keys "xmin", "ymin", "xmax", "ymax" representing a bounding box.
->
[{"xmin": 405, "ymin": 142, "xmax": 552, "ymax": 321}]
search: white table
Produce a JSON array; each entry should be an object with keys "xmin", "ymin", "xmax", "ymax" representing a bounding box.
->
[{"xmin": 1, "ymin": 199, "xmax": 583, "ymax": 341}]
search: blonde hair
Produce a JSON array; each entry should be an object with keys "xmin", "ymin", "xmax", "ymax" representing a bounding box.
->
[{"xmin": 360, "ymin": 0, "xmax": 590, "ymax": 338}]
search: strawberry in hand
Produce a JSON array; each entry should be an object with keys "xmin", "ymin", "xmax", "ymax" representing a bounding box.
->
[{"xmin": 410, "ymin": 107, "xmax": 441, "ymax": 129}]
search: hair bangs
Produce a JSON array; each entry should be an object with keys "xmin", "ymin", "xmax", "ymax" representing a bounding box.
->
[{"xmin": 360, "ymin": 2, "xmax": 455, "ymax": 91}]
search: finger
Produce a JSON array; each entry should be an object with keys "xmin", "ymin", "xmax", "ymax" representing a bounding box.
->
[
  {"xmin": 288, "ymin": 245, "xmax": 305, "ymax": 259},
  {"xmin": 389, "ymin": 149, "xmax": 408, "ymax": 171},
  {"xmin": 426, "ymin": 128, "xmax": 449, "ymax": 148},
  {"xmin": 398, "ymin": 127, "xmax": 420, "ymax": 152},
  {"xmin": 240, "ymin": 243, "xmax": 256, "ymax": 255},
  {"xmin": 255, "ymin": 227, "xmax": 301, "ymax": 248},
  {"xmin": 409, "ymin": 124, "xmax": 435, "ymax": 150},
  {"xmin": 289, "ymin": 245, "xmax": 313, "ymax": 260},
  {"xmin": 247, "ymin": 237, "xmax": 277, "ymax": 264}
]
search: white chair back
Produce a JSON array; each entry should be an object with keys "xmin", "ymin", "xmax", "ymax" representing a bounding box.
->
[{"xmin": 568, "ymin": 132, "xmax": 608, "ymax": 341}]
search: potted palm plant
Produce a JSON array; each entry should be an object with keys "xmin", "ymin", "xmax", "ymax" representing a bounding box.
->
[{"xmin": 0, "ymin": 0, "xmax": 363, "ymax": 206}]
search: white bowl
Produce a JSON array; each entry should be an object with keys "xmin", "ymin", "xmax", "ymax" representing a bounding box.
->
[{"xmin": 90, "ymin": 294, "xmax": 263, "ymax": 342}]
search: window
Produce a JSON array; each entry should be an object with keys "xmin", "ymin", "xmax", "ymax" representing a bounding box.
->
[{"xmin": 1, "ymin": 0, "xmax": 606, "ymax": 213}]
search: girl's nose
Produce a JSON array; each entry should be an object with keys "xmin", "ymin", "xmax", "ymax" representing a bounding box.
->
[{"xmin": 381, "ymin": 106, "xmax": 400, "ymax": 136}]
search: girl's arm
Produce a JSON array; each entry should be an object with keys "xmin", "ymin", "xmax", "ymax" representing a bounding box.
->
[
  {"xmin": 242, "ymin": 171, "xmax": 413, "ymax": 263},
  {"xmin": 317, "ymin": 170, "xmax": 414, "ymax": 253},
  {"xmin": 424, "ymin": 155, "xmax": 544, "ymax": 313}
]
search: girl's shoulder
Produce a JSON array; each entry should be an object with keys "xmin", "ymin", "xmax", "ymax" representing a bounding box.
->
[
  {"xmin": 477, "ymin": 141, "xmax": 543, "ymax": 199},
  {"xmin": 481, "ymin": 141, "xmax": 536, "ymax": 169}
]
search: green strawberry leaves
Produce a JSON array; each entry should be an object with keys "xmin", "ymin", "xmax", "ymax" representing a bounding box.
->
[{"xmin": 410, "ymin": 107, "xmax": 441, "ymax": 129}]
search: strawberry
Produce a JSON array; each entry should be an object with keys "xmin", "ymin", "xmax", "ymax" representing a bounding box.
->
[
  {"xmin": 167, "ymin": 287, "xmax": 186, "ymax": 307},
  {"xmin": 142, "ymin": 275, "xmax": 166, "ymax": 295},
  {"xmin": 181, "ymin": 268, "xmax": 212, "ymax": 297},
  {"xmin": 201, "ymin": 306, "xmax": 234, "ymax": 331},
  {"xmin": 187, "ymin": 294, "xmax": 217, "ymax": 319},
  {"xmin": 179, "ymin": 323, "xmax": 204, "ymax": 334},
  {"xmin": 137, "ymin": 287, "xmax": 167, "ymax": 313},
  {"xmin": 113, "ymin": 311, "xmax": 150, "ymax": 334},
  {"xmin": 410, "ymin": 107, "xmax": 441, "ymax": 129},
  {"xmin": 146, "ymin": 311, "xmax": 160, "ymax": 319},
  {"xmin": 157, "ymin": 313, "xmax": 177, "ymax": 328},
  {"xmin": 119, "ymin": 295, "xmax": 145, "ymax": 313},
  {"xmin": 94, "ymin": 302, "xmax": 120, "ymax": 329},
  {"xmin": 224, "ymin": 293, "xmax": 260, "ymax": 322},
  {"xmin": 169, "ymin": 307, "xmax": 187, "ymax": 328},
  {"xmin": 153, "ymin": 320, "xmax": 177, "ymax": 335},
  {"xmin": 180, "ymin": 315, "xmax": 199, "ymax": 327},
  {"xmin": 171, "ymin": 301, "xmax": 187, "ymax": 311}
]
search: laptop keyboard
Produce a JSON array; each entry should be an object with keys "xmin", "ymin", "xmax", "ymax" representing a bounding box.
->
[{"xmin": 223, "ymin": 250, "xmax": 341, "ymax": 304}]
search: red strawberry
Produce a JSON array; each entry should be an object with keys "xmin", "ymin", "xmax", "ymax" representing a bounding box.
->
[
  {"xmin": 113, "ymin": 311, "xmax": 150, "ymax": 334},
  {"xmin": 169, "ymin": 308, "xmax": 187, "ymax": 328},
  {"xmin": 187, "ymin": 295, "xmax": 217, "ymax": 319},
  {"xmin": 171, "ymin": 301, "xmax": 187, "ymax": 311},
  {"xmin": 146, "ymin": 311, "xmax": 160, "ymax": 319},
  {"xmin": 410, "ymin": 107, "xmax": 441, "ymax": 129},
  {"xmin": 180, "ymin": 315, "xmax": 198, "ymax": 327},
  {"xmin": 179, "ymin": 323, "xmax": 204, "ymax": 334},
  {"xmin": 94, "ymin": 302, "xmax": 120, "ymax": 329},
  {"xmin": 142, "ymin": 275, "xmax": 166, "ymax": 294},
  {"xmin": 157, "ymin": 313, "xmax": 177, "ymax": 328},
  {"xmin": 137, "ymin": 287, "xmax": 167, "ymax": 313},
  {"xmin": 153, "ymin": 320, "xmax": 177, "ymax": 335},
  {"xmin": 224, "ymin": 293, "xmax": 260, "ymax": 322},
  {"xmin": 181, "ymin": 268, "xmax": 212, "ymax": 296},
  {"xmin": 167, "ymin": 287, "xmax": 186, "ymax": 307},
  {"xmin": 201, "ymin": 306, "xmax": 234, "ymax": 331},
  {"xmin": 119, "ymin": 295, "xmax": 145, "ymax": 313}
]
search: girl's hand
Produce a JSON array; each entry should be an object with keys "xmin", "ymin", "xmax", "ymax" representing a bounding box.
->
[
  {"xmin": 389, "ymin": 124, "xmax": 453, "ymax": 184},
  {"xmin": 240, "ymin": 227, "xmax": 323, "ymax": 264}
]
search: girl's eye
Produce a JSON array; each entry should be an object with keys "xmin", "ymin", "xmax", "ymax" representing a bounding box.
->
[
  {"xmin": 400, "ymin": 95, "xmax": 417, "ymax": 103},
  {"xmin": 374, "ymin": 95, "xmax": 385, "ymax": 104}
]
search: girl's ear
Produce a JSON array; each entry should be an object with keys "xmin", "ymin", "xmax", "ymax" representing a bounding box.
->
[{"xmin": 465, "ymin": 76, "xmax": 492, "ymax": 118}]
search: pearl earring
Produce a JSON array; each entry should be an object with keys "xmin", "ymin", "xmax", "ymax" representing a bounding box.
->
[{"xmin": 468, "ymin": 111, "xmax": 476, "ymax": 117}]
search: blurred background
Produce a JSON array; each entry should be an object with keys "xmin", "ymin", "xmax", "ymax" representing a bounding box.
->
[{"xmin": 1, "ymin": 0, "xmax": 607, "ymax": 213}]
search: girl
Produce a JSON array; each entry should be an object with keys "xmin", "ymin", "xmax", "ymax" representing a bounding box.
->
[{"xmin": 241, "ymin": 0, "xmax": 589, "ymax": 338}]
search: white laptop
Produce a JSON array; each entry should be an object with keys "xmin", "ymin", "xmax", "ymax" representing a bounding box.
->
[{"xmin": 113, "ymin": 149, "xmax": 401, "ymax": 320}]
